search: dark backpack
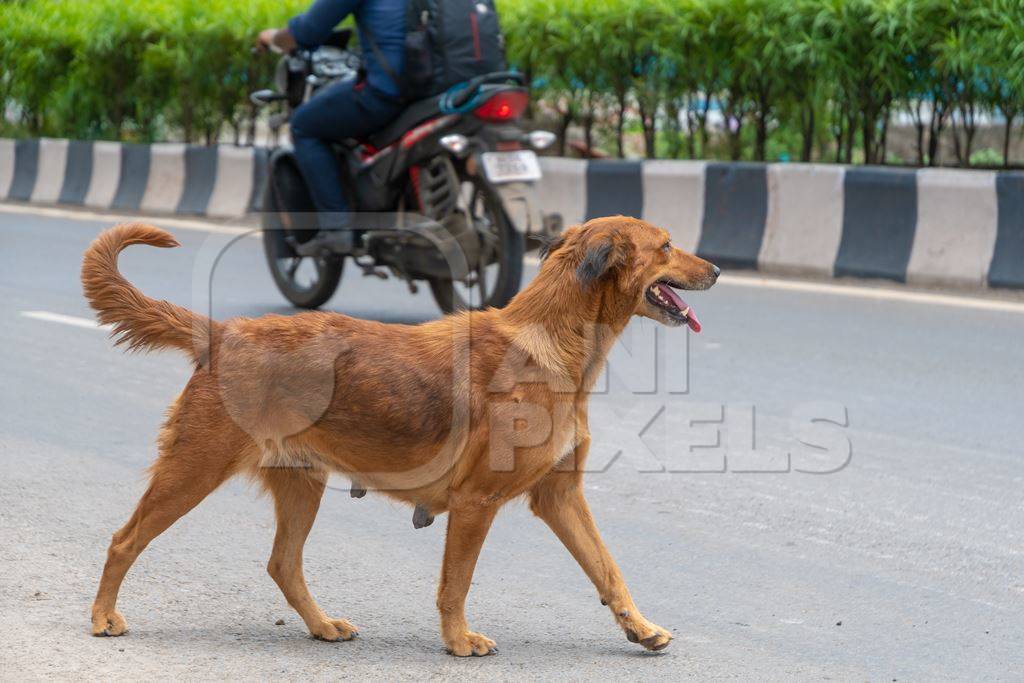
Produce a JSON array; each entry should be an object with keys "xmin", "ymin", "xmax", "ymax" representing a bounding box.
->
[{"xmin": 398, "ymin": 0, "xmax": 507, "ymax": 99}]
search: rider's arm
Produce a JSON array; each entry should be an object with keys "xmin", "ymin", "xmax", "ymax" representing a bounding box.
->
[{"xmin": 287, "ymin": 0, "xmax": 360, "ymax": 49}]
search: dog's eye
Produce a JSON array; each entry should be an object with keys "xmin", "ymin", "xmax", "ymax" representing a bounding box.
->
[{"xmin": 660, "ymin": 242, "xmax": 671, "ymax": 253}]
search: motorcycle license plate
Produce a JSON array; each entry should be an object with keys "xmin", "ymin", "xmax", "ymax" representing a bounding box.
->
[{"xmin": 480, "ymin": 151, "xmax": 542, "ymax": 184}]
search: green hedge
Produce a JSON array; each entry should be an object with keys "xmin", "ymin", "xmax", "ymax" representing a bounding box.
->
[
  {"xmin": 0, "ymin": 0, "xmax": 305, "ymax": 143},
  {"xmin": 504, "ymin": 0, "xmax": 1024, "ymax": 166},
  {"xmin": 2, "ymin": 0, "xmax": 1023, "ymax": 166}
]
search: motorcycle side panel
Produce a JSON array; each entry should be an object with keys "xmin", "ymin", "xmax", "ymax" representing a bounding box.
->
[{"xmin": 351, "ymin": 152, "xmax": 403, "ymax": 212}]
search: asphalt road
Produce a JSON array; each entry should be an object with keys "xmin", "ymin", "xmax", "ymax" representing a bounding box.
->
[{"xmin": 2, "ymin": 206, "xmax": 1023, "ymax": 680}]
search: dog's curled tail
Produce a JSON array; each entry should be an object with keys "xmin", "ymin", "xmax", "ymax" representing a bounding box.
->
[{"xmin": 82, "ymin": 223, "xmax": 217, "ymax": 360}]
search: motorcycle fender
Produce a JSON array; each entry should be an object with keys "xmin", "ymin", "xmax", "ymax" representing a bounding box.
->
[
  {"xmin": 493, "ymin": 181, "xmax": 544, "ymax": 236},
  {"xmin": 267, "ymin": 146, "xmax": 298, "ymax": 174}
]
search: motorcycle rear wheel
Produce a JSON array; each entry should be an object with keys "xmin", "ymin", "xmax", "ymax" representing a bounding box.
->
[
  {"xmin": 428, "ymin": 177, "xmax": 524, "ymax": 313},
  {"xmin": 261, "ymin": 163, "xmax": 344, "ymax": 310}
]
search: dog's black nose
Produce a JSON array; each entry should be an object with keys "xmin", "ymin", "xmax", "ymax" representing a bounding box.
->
[{"xmin": 712, "ymin": 265, "xmax": 721, "ymax": 278}]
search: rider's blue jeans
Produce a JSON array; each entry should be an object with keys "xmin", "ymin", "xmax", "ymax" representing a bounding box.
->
[{"xmin": 290, "ymin": 78, "xmax": 403, "ymax": 228}]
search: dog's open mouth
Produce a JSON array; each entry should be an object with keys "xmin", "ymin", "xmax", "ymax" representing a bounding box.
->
[{"xmin": 646, "ymin": 280, "xmax": 701, "ymax": 332}]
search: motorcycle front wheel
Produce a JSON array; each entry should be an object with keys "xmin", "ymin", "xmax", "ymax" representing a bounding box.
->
[
  {"xmin": 428, "ymin": 176, "xmax": 524, "ymax": 313},
  {"xmin": 261, "ymin": 162, "xmax": 344, "ymax": 310}
]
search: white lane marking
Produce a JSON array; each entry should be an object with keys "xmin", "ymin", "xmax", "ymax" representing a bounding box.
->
[
  {"xmin": 0, "ymin": 202, "xmax": 253, "ymax": 236},
  {"xmin": 20, "ymin": 310, "xmax": 109, "ymax": 330},
  {"xmin": 716, "ymin": 273, "xmax": 1024, "ymax": 313},
  {"xmin": 6, "ymin": 202, "xmax": 1023, "ymax": 314}
]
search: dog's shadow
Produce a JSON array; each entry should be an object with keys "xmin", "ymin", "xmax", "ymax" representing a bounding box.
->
[{"xmin": 110, "ymin": 625, "xmax": 673, "ymax": 663}]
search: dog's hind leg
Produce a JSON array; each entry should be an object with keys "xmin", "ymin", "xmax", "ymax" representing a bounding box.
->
[
  {"xmin": 91, "ymin": 444, "xmax": 239, "ymax": 637},
  {"xmin": 261, "ymin": 467, "xmax": 358, "ymax": 642}
]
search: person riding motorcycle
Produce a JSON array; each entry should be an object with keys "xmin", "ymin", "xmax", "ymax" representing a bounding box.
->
[
  {"xmin": 254, "ymin": 0, "xmax": 544, "ymax": 313},
  {"xmin": 257, "ymin": 0, "xmax": 407, "ymax": 233}
]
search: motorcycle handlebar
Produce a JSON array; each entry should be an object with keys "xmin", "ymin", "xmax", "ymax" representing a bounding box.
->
[{"xmin": 250, "ymin": 89, "xmax": 287, "ymax": 106}]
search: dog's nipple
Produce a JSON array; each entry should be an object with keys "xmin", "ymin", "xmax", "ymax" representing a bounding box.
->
[{"xmin": 413, "ymin": 505, "xmax": 435, "ymax": 529}]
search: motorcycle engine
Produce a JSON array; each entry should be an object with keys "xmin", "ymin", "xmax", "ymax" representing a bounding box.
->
[{"xmin": 368, "ymin": 158, "xmax": 482, "ymax": 281}]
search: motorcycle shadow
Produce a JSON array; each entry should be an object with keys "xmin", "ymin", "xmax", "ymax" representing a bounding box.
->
[{"xmin": 253, "ymin": 305, "xmax": 438, "ymax": 326}]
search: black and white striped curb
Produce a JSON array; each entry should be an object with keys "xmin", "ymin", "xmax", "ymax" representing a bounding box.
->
[
  {"xmin": 540, "ymin": 159, "xmax": 1024, "ymax": 290},
  {"xmin": 3, "ymin": 138, "xmax": 1022, "ymax": 289},
  {"xmin": 0, "ymin": 138, "xmax": 267, "ymax": 218}
]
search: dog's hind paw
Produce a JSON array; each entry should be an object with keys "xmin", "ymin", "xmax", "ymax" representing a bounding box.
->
[
  {"xmin": 310, "ymin": 617, "xmax": 359, "ymax": 642},
  {"xmin": 444, "ymin": 630, "xmax": 498, "ymax": 657},
  {"xmin": 91, "ymin": 610, "xmax": 128, "ymax": 637}
]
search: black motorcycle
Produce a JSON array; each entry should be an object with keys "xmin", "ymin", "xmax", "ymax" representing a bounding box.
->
[{"xmin": 251, "ymin": 29, "xmax": 558, "ymax": 312}]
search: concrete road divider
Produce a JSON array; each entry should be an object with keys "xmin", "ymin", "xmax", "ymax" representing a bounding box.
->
[
  {"xmin": 110, "ymin": 143, "xmax": 151, "ymax": 211},
  {"xmin": 83, "ymin": 142, "xmax": 121, "ymax": 208},
  {"xmin": 697, "ymin": 162, "xmax": 768, "ymax": 269},
  {"xmin": 58, "ymin": 140, "xmax": 94, "ymax": 205},
  {"xmin": 1, "ymin": 137, "xmax": 263, "ymax": 217},
  {"xmin": 989, "ymin": 173, "xmax": 1024, "ymax": 289},
  {"xmin": 140, "ymin": 143, "xmax": 187, "ymax": 213},
  {"xmin": 3, "ymin": 136, "xmax": 1023, "ymax": 290},
  {"xmin": 0, "ymin": 139, "xmax": 14, "ymax": 199},
  {"xmin": 31, "ymin": 138, "xmax": 69, "ymax": 203},
  {"xmin": 7, "ymin": 138, "xmax": 39, "ymax": 201},
  {"xmin": 176, "ymin": 144, "xmax": 218, "ymax": 215},
  {"xmin": 534, "ymin": 156, "xmax": 585, "ymax": 227},
  {"xmin": 909, "ymin": 169, "xmax": 999, "ymax": 287},
  {"xmin": 586, "ymin": 159, "xmax": 644, "ymax": 220},
  {"xmin": 641, "ymin": 160, "xmax": 705, "ymax": 252},
  {"xmin": 760, "ymin": 164, "xmax": 845, "ymax": 277},
  {"xmin": 834, "ymin": 167, "xmax": 918, "ymax": 282},
  {"xmin": 536, "ymin": 156, "xmax": 1023, "ymax": 291},
  {"xmin": 207, "ymin": 145, "xmax": 260, "ymax": 217}
]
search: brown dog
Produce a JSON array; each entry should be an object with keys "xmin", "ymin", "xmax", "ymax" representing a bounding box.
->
[{"xmin": 82, "ymin": 215, "xmax": 718, "ymax": 655}]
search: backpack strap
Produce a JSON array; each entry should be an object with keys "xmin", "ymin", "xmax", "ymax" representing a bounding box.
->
[{"xmin": 361, "ymin": 27, "xmax": 404, "ymax": 100}]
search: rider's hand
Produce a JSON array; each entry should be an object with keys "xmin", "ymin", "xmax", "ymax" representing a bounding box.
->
[
  {"xmin": 256, "ymin": 28, "xmax": 297, "ymax": 53},
  {"xmin": 256, "ymin": 28, "xmax": 276, "ymax": 51}
]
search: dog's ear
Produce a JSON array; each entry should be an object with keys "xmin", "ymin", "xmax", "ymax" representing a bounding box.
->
[
  {"xmin": 539, "ymin": 233, "xmax": 566, "ymax": 261},
  {"xmin": 576, "ymin": 238, "xmax": 618, "ymax": 288}
]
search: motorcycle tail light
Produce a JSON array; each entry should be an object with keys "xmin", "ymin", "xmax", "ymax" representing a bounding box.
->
[{"xmin": 474, "ymin": 90, "xmax": 528, "ymax": 122}]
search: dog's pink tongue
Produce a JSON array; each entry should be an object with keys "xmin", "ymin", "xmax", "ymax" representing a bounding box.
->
[{"xmin": 660, "ymin": 285, "xmax": 702, "ymax": 333}]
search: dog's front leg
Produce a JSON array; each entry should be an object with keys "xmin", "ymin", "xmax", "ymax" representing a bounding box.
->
[
  {"xmin": 529, "ymin": 438, "xmax": 673, "ymax": 652},
  {"xmin": 436, "ymin": 492, "xmax": 499, "ymax": 656}
]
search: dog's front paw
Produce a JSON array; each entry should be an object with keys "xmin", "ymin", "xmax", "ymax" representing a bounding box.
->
[
  {"xmin": 310, "ymin": 617, "xmax": 359, "ymax": 642},
  {"xmin": 91, "ymin": 610, "xmax": 128, "ymax": 637},
  {"xmin": 623, "ymin": 619, "xmax": 672, "ymax": 652},
  {"xmin": 444, "ymin": 630, "xmax": 498, "ymax": 657},
  {"xmin": 613, "ymin": 607, "xmax": 671, "ymax": 652}
]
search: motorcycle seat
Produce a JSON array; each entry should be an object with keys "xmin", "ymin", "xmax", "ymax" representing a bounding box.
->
[{"xmin": 364, "ymin": 93, "xmax": 446, "ymax": 150}]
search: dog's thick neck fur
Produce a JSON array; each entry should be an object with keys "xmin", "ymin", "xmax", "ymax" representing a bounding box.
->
[{"xmin": 498, "ymin": 251, "xmax": 634, "ymax": 388}]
